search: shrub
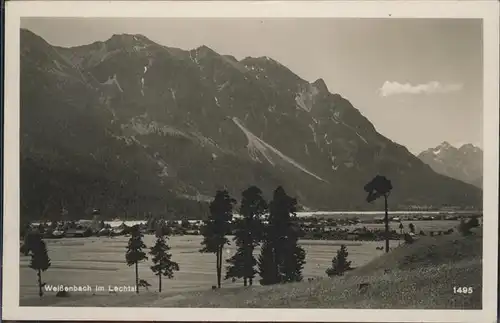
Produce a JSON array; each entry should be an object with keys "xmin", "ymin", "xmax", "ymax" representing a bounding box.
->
[
  {"xmin": 326, "ymin": 244, "xmax": 352, "ymax": 277},
  {"xmin": 404, "ymin": 233, "xmax": 414, "ymax": 244},
  {"xmin": 458, "ymin": 218, "xmax": 478, "ymax": 236}
]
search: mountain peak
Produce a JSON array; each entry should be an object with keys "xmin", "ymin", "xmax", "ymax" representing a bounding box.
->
[
  {"xmin": 418, "ymin": 141, "xmax": 483, "ymax": 189},
  {"xmin": 313, "ymin": 78, "xmax": 329, "ymax": 92},
  {"xmin": 458, "ymin": 143, "xmax": 483, "ymax": 154},
  {"xmin": 459, "ymin": 143, "xmax": 480, "ymax": 149},
  {"xmin": 105, "ymin": 33, "xmax": 153, "ymax": 47},
  {"xmin": 241, "ymin": 55, "xmax": 283, "ymax": 67},
  {"xmin": 440, "ymin": 141, "xmax": 453, "ymax": 148},
  {"xmin": 194, "ymin": 45, "xmax": 217, "ymax": 55}
]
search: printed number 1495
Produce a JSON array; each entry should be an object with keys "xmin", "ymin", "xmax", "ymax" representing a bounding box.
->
[{"xmin": 453, "ymin": 287, "xmax": 473, "ymax": 294}]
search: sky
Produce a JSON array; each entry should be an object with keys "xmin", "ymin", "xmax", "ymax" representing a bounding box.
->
[{"xmin": 21, "ymin": 18, "xmax": 483, "ymax": 154}]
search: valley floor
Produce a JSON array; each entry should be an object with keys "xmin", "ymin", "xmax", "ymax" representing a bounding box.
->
[{"xmin": 20, "ymin": 230, "xmax": 482, "ymax": 309}]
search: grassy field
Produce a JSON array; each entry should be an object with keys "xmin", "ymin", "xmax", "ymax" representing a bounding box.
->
[
  {"xmin": 343, "ymin": 220, "xmax": 460, "ymax": 232},
  {"xmin": 167, "ymin": 230, "xmax": 482, "ymax": 309},
  {"xmin": 20, "ymin": 235, "xmax": 396, "ymax": 305}
]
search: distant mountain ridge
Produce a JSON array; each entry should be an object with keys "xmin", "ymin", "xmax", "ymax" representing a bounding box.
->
[
  {"xmin": 417, "ymin": 142, "xmax": 483, "ymax": 188},
  {"xmin": 19, "ymin": 29, "xmax": 482, "ymax": 221}
]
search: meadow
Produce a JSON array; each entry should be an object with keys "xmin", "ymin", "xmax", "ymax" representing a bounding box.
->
[
  {"xmin": 19, "ymin": 219, "xmax": 465, "ymax": 307},
  {"xmin": 20, "ymin": 235, "xmax": 397, "ymax": 304},
  {"xmin": 343, "ymin": 220, "xmax": 461, "ymax": 232}
]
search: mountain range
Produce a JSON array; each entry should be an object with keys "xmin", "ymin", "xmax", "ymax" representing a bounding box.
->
[
  {"xmin": 418, "ymin": 142, "xmax": 483, "ymax": 189},
  {"xmin": 19, "ymin": 29, "xmax": 482, "ymax": 221}
]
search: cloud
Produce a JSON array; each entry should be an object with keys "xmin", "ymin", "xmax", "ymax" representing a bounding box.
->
[{"xmin": 379, "ymin": 81, "xmax": 463, "ymax": 97}]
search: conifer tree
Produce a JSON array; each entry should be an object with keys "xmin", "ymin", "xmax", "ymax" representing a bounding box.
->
[
  {"xmin": 27, "ymin": 232, "xmax": 51, "ymax": 298},
  {"xmin": 326, "ymin": 244, "xmax": 352, "ymax": 277},
  {"xmin": 281, "ymin": 227, "xmax": 306, "ymax": 282},
  {"xmin": 364, "ymin": 175, "xmax": 393, "ymax": 253},
  {"xmin": 150, "ymin": 222, "xmax": 179, "ymax": 292},
  {"xmin": 125, "ymin": 225, "xmax": 148, "ymax": 294},
  {"xmin": 257, "ymin": 240, "xmax": 278, "ymax": 285},
  {"xmin": 200, "ymin": 189, "xmax": 235, "ymax": 288},
  {"xmin": 258, "ymin": 186, "xmax": 306, "ymax": 285},
  {"xmin": 226, "ymin": 186, "xmax": 267, "ymax": 286}
]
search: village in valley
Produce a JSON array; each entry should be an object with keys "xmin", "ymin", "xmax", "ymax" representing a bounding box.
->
[{"xmin": 23, "ymin": 205, "xmax": 482, "ymax": 242}]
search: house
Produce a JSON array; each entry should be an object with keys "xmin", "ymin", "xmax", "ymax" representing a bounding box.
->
[{"xmin": 65, "ymin": 228, "xmax": 92, "ymax": 238}]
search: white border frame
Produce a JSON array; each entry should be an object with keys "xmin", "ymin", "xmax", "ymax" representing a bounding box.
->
[{"xmin": 3, "ymin": 1, "xmax": 499, "ymax": 322}]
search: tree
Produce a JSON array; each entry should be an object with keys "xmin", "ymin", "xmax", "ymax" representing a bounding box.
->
[
  {"xmin": 181, "ymin": 219, "xmax": 191, "ymax": 229},
  {"xmin": 259, "ymin": 186, "xmax": 306, "ymax": 285},
  {"xmin": 149, "ymin": 222, "xmax": 179, "ymax": 292},
  {"xmin": 326, "ymin": 244, "xmax": 352, "ymax": 277},
  {"xmin": 364, "ymin": 175, "xmax": 393, "ymax": 253},
  {"xmin": 458, "ymin": 217, "xmax": 480, "ymax": 236},
  {"xmin": 125, "ymin": 225, "xmax": 148, "ymax": 294},
  {"xmin": 146, "ymin": 214, "xmax": 157, "ymax": 233},
  {"xmin": 467, "ymin": 217, "xmax": 479, "ymax": 228},
  {"xmin": 398, "ymin": 222, "xmax": 404, "ymax": 235},
  {"xmin": 20, "ymin": 220, "xmax": 31, "ymax": 238},
  {"xmin": 281, "ymin": 232, "xmax": 306, "ymax": 282},
  {"xmin": 408, "ymin": 223, "xmax": 415, "ymax": 234},
  {"xmin": 226, "ymin": 186, "xmax": 267, "ymax": 286},
  {"xmin": 200, "ymin": 190, "xmax": 235, "ymax": 289},
  {"xmin": 258, "ymin": 240, "xmax": 278, "ymax": 285},
  {"xmin": 404, "ymin": 233, "xmax": 415, "ymax": 244},
  {"xmin": 50, "ymin": 221, "xmax": 58, "ymax": 230},
  {"xmin": 26, "ymin": 232, "xmax": 51, "ymax": 297}
]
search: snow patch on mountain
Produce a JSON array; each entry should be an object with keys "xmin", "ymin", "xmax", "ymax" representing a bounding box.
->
[
  {"xmin": 126, "ymin": 117, "xmax": 188, "ymax": 138},
  {"xmin": 330, "ymin": 155, "xmax": 339, "ymax": 171},
  {"xmin": 139, "ymin": 60, "xmax": 152, "ymax": 96},
  {"xmin": 106, "ymin": 130, "xmax": 135, "ymax": 146},
  {"xmin": 189, "ymin": 50, "xmax": 200, "ymax": 65},
  {"xmin": 52, "ymin": 60, "xmax": 63, "ymax": 70},
  {"xmin": 295, "ymin": 84, "xmax": 320, "ymax": 112},
  {"xmin": 146, "ymin": 153, "xmax": 169, "ymax": 177},
  {"xmin": 232, "ymin": 117, "xmax": 327, "ymax": 182},
  {"xmin": 308, "ymin": 124, "xmax": 317, "ymax": 144},
  {"xmin": 103, "ymin": 74, "xmax": 124, "ymax": 92},
  {"xmin": 191, "ymin": 132, "xmax": 221, "ymax": 150},
  {"xmin": 170, "ymin": 88, "xmax": 177, "ymax": 101},
  {"xmin": 156, "ymin": 160, "xmax": 169, "ymax": 177},
  {"xmin": 218, "ymin": 81, "xmax": 229, "ymax": 92}
]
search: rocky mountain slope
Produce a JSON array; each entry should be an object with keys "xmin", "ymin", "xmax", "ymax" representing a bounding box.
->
[
  {"xmin": 20, "ymin": 29, "xmax": 482, "ymax": 221},
  {"xmin": 418, "ymin": 142, "xmax": 483, "ymax": 188}
]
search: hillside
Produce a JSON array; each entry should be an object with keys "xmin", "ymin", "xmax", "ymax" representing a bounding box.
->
[
  {"xmin": 167, "ymin": 231, "xmax": 482, "ymax": 309},
  {"xmin": 418, "ymin": 142, "xmax": 483, "ymax": 189},
  {"xmin": 20, "ymin": 29, "xmax": 482, "ymax": 221}
]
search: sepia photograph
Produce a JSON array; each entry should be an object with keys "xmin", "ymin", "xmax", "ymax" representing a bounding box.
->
[{"xmin": 2, "ymin": 1, "xmax": 499, "ymax": 322}]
